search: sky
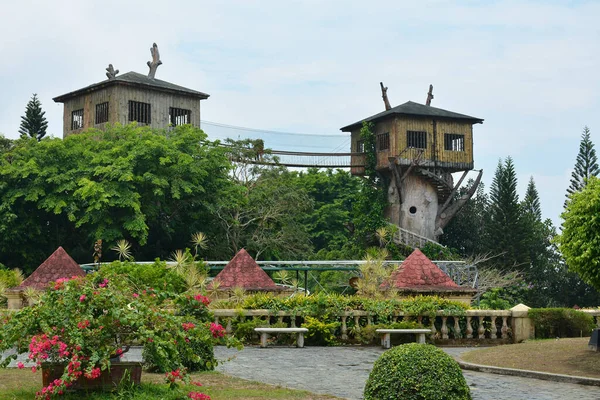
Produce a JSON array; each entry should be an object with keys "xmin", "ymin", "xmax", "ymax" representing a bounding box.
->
[{"xmin": 1, "ymin": 0, "xmax": 599, "ymax": 228}]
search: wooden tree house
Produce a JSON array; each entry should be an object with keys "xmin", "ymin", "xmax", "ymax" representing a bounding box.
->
[
  {"xmin": 341, "ymin": 84, "xmax": 484, "ymax": 243},
  {"xmin": 53, "ymin": 43, "xmax": 209, "ymax": 138}
]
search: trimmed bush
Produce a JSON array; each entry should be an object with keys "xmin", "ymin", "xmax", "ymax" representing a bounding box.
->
[
  {"xmin": 364, "ymin": 343, "xmax": 471, "ymax": 400},
  {"xmin": 529, "ymin": 308, "xmax": 595, "ymax": 338}
]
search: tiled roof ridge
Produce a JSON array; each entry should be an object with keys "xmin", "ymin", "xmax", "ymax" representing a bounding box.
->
[
  {"xmin": 383, "ymin": 248, "xmax": 461, "ymax": 290},
  {"xmin": 16, "ymin": 246, "xmax": 85, "ymax": 290},
  {"xmin": 212, "ymin": 248, "xmax": 278, "ymax": 289}
]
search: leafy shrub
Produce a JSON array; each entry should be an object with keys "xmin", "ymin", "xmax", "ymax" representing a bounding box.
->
[
  {"xmin": 232, "ymin": 318, "xmax": 271, "ymax": 343},
  {"xmin": 364, "ymin": 343, "xmax": 471, "ymax": 400},
  {"xmin": 479, "ymin": 288, "xmax": 512, "ymax": 310},
  {"xmin": 0, "ymin": 268, "xmax": 23, "ymax": 288},
  {"xmin": 98, "ymin": 260, "xmax": 186, "ymax": 294},
  {"xmin": 529, "ymin": 308, "xmax": 595, "ymax": 338},
  {"xmin": 302, "ymin": 316, "xmax": 340, "ymax": 346}
]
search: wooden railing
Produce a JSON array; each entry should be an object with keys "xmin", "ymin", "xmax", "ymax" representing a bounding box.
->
[{"xmin": 392, "ymin": 226, "xmax": 444, "ymax": 248}]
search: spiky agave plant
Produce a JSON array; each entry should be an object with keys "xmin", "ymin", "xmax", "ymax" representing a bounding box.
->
[
  {"xmin": 190, "ymin": 232, "xmax": 208, "ymax": 257},
  {"xmin": 375, "ymin": 226, "xmax": 391, "ymax": 248},
  {"xmin": 169, "ymin": 249, "xmax": 191, "ymax": 276},
  {"xmin": 111, "ymin": 240, "xmax": 132, "ymax": 261}
]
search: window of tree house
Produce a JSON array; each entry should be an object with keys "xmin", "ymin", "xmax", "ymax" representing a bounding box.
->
[
  {"xmin": 407, "ymin": 131, "xmax": 427, "ymax": 149},
  {"xmin": 71, "ymin": 109, "xmax": 84, "ymax": 130},
  {"xmin": 128, "ymin": 101, "xmax": 151, "ymax": 124},
  {"xmin": 377, "ymin": 132, "xmax": 390, "ymax": 151},
  {"xmin": 95, "ymin": 102, "xmax": 109, "ymax": 124},
  {"xmin": 444, "ymin": 134, "xmax": 465, "ymax": 151},
  {"xmin": 169, "ymin": 107, "xmax": 191, "ymax": 126},
  {"xmin": 356, "ymin": 140, "xmax": 365, "ymax": 153}
]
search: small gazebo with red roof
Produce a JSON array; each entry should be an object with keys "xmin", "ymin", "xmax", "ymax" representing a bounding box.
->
[
  {"xmin": 381, "ymin": 248, "xmax": 475, "ymax": 304},
  {"xmin": 5, "ymin": 247, "xmax": 85, "ymax": 309},
  {"xmin": 210, "ymin": 249, "xmax": 294, "ymax": 297}
]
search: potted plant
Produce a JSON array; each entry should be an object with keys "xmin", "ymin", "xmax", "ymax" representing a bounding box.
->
[{"xmin": 0, "ymin": 273, "xmax": 234, "ymax": 398}]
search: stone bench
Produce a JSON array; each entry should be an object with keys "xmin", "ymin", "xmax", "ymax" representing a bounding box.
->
[
  {"xmin": 375, "ymin": 329, "xmax": 432, "ymax": 349},
  {"xmin": 254, "ymin": 328, "xmax": 309, "ymax": 348}
]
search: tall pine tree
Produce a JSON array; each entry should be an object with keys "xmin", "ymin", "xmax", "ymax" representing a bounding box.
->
[
  {"xmin": 565, "ymin": 126, "xmax": 598, "ymax": 204},
  {"xmin": 522, "ymin": 176, "xmax": 542, "ymax": 221},
  {"xmin": 19, "ymin": 94, "xmax": 48, "ymax": 141},
  {"xmin": 486, "ymin": 157, "xmax": 528, "ymax": 270}
]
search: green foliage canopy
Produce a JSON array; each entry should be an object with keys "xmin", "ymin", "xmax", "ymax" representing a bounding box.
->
[
  {"xmin": 0, "ymin": 124, "xmax": 231, "ymax": 272},
  {"xmin": 557, "ymin": 176, "xmax": 600, "ymax": 291}
]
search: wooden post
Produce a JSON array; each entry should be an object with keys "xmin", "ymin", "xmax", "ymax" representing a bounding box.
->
[
  {"xmin": 426, "ymin": 84, "xmax": 434, "ymax": 106},
  {"xmin": 380, "ymin": 82, "xmax": 392, "ymax": 111},
  {"xmin": 147, "ymin": 43, "xmax": 162, "ymax": 79}
]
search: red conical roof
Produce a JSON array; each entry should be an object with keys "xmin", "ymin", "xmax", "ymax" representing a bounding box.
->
[
  {"xmin": 382, "ymin": 248, "xmax": 462, "ymax": 291},
  {"xmin": 17, "ymin": 247, "xmax": 85, "ymax": 290},
  {"xmin": 212, "ymin": 249, "xmax": 278, "ymax": 290}
]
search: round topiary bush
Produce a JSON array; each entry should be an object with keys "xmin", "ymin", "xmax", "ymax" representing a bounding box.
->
[{"xmin": 364, "ymin": 343, "xmax": 471, "ymax": 400}]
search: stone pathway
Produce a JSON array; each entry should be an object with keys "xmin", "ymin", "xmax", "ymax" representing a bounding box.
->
[{"xmin": 215, "ymin": 346, "xmax": 600, "ymax": 400}]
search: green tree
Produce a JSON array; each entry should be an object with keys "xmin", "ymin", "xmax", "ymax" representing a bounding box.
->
[
  {"xmin": 0, "ymin": 124, "xmax": 231, "ymax": 272},
  {"xmin": 486, "ymin": 157, "xmax": 528, "ymax": 270},
  {"xmin": 522, "ymin": 176, "xmax": 542, "ymax": 221},
  {"xmin": 352, "ymin": 122, "xmax": 387, "ymax": 247},
  {"xmin": 439, "ymin": 180, "xmax": 489, "ymax": 256},
  {"xmin": 565, "ymin": 126, "xmax": 598, "ymax": 205},
  {"xmin": 295, "ymin": 168, "xmax": 361, "ymax": 253},
  {"xmin": 557, "ymin": 176, "xmax": 600, "ymax": 291},
  {"xmin": 212, "ymin": 139, "xmax": 313, "ymax": 260},
  {"xmin": 0, "ymin": 134, "xmax": 12, "ymax": 154},
  {"xmin": 19, "ymin": 94, "xmax": 48, "ymax": 141}
]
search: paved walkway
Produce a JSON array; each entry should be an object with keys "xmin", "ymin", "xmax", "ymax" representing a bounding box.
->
[{"xmin": 215, "ymin": 346, "xmax": 600, "ymax": 400}]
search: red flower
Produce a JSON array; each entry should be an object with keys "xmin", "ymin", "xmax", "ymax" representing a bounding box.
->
[
  {"xmin": 79, "ymin": 294, "xmax": 86, "ymax": 302},
  {"xmin": 188, "ymin": 392, "xmax": 211, "ymax": 400},
  {"xmin": 132, "ymin": 293, "xmax": 139, "ymax": 298},
  {"xmin": 17, "ymin": 362, "xmax": 24, "ymax": 369},
  {"xmin": 77, "ymin": 320, "xmax": 90, "ymax": 329},
  {"xmin": 84, "ymin": 367, "xmax": 101, "ymax": 380},
  {"xmin": 193, "ymin": 294, "xmax": 211, "ymax": 306},
  {"xmin": 191, "ymin": 381, "xmax": 203, "ymax": 386},
  {"xmin": 209, "ymin": 322, "xmax": 225, "ymax": 338},
  {"xmin": 182, "ymin": 322, "xmax": 196, "ymax": 331}
]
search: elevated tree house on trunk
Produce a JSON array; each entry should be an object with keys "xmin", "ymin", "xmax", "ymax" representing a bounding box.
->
[{"xmin": 341, "ymin": 84, "xmax": 484, "ymax": 242}]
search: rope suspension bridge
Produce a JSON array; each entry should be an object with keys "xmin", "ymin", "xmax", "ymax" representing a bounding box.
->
[{"xmin": 202, "ymin": 120, "xmax": 362, "ymax": 168}]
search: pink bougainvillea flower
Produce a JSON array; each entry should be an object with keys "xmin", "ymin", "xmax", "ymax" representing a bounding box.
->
[
  {"xmin": 98, "ymin": 278, "xmax": 109, "ymax": 288},
  {"xmin": 79, "ymin": 294, "xmax": 86, "ymax": 302},
  {"xmin": 17, "ymin": 362, "xmax": 24, "ymax": 369},
  {"xmin": 132, "ymin": 293, "xmax": 139, "ymax": 298},
  {"xmin": 209, "ymin": 322, "xmax": 225, "ymax": 338},
  {"xmin": 191, "ymin": 381, "xmax": 203, "ymax": 387},
  {"xmin": 182, "ymin": 322, "xmax": 196, "ymax": 331},
  {"xmin": 188, "ymin": 392, "xmax": 211, "ymax": 400}
]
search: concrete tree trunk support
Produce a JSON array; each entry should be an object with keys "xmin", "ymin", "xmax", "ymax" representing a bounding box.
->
[
  {"xmin": 510, "ymin": 303, "xmax": 535, "ymax": 343},
  {"xmin": 387, "ymin": 174, "xmax": 439, "ymax": 240}
]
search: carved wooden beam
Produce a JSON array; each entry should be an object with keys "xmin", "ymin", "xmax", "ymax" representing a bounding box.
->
[
  {"xmin": 106, "ymin": 64, "xmax": 119, "ymax": 80},
  {"xmin": 435, "ymin": 169, "xmax": 483, "ymax": 233},
  {"xmin": 426, "ymin": 84, "xmax": 434, "ymax": 106},
  {"xmin": 147, "ymin": 43, "xmax": 162, "ymax": 79},
  {"xmin": 439, "ymin": 170, "xmax": 469, "ymax": 213},
  {"xmin": 380, "ymin": 82, "xmax": 392, "ymax": 111},
  {"xmin": 388, "ymin": 157, "xmax": 404, "ymax": 204}
]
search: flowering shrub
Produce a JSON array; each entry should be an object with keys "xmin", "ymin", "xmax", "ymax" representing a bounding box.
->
[{"xmin": 0, "ymin": 274, "xmax": 236, "ymax": 398}]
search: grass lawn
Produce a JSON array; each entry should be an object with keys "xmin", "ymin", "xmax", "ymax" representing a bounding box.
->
[
  {"xmin": 461, "ymin": 337, "xmax": 600, "ymax": 378},
  {"xmin": 0, "ymin": 369, "xmax": 340, "ymax": 400}
]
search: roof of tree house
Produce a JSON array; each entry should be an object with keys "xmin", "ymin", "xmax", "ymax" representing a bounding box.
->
[
  {"xmin": 12, "ymin": 247, "xmax": 85, "ymax": 291},
  {"xmin": 53, "ymin": 71, "xmax": 209, "ymax": 103},
  {"xmin": 340, "ymin": 101, "xmax": 483, "ymax": 132},
  {"xmin": 212, "ymin": 249, "xmax": 289, "ymax": 291},
  {"xmin": 381, "ymin": 248, "xmax": 475, "ymax": 293}
]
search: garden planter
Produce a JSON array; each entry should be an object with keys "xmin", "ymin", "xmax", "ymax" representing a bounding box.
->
[{"xmin": 42, "ymin": 361, "xmax": 142, "ymax": 391}]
